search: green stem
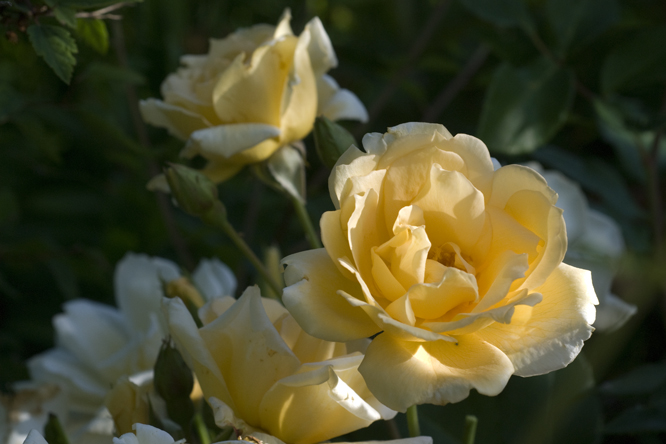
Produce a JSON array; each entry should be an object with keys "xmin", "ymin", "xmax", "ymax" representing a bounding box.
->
[
  {"xmin": 193, "ymin": 410, "xmax": 211, "ymax": 444},
  {"xmin": 291, "ymin": 197, "xmax": 322, "ymax": 249},
  {"xmin": 464, "ymin": 415, "xmax": 478, "ymax": 444},
  {"xmin": 203, "ymin": 202, "xmax": 283, "ymax": 297},
  {"xmin": 406, "ymin": 405, "xmax": 421, "ymax": 437}
]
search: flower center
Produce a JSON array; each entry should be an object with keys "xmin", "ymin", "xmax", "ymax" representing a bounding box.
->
[{"xmin": 428, "ymin": 242, "xmax": 476, "ymax": 275}]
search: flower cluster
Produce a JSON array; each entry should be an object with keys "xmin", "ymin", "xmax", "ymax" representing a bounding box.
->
[{"xmin": 9, "ymin": 8, "xmax": 620, "ymax": 444}]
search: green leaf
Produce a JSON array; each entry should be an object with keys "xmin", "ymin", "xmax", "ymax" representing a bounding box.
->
[
  {"xmin": 601, "ymin": 361, "xmax": 666, "ymax": 396},
  {"xmin": 53, "ymin": 6, "xmax": 78, "ymax": 28},
  {"xmin": 478, "ymin": 58, "xmax": 575, "ymax": 155},
  {"xmin": 27, "ymin": 24, "xmax": 78, "ymax": 84},
  {"xmin": 605, "ymin": 401, "xmax": 666, "ymax": 434},
  {"xmin": 601, "ymin": 26, "xmax": 666, "ymax": 94},
  {"xmin": 457, "ymin": 0, "xmax": 533, "ymax": 29},
  {"xmin": 594, "ymin": 100, "xmax": 652, "ymax": 182},
  {"xmin": 76, "ymin": 18, "xmax": 109, "ymax": 54},
  {"xmin": 546, "ymin": 0, "xmax": 620, "ymax": 55}
]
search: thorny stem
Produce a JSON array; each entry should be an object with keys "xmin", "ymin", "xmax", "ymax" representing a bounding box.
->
[
  {"xmin": 111, "ymin": 20, "xmax": 195, "ymax": 270},
  {"xmin": 406, "ymin": 405, "xmax": 421, "ymax": 438}
]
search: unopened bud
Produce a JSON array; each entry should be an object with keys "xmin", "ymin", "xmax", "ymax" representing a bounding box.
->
[
  {"xmin": 164, "ymin": 164, "xmax": 219, "ymax": 216},
  {"xmin": 313, "ymin": 116, "xmax": 357, "ymax": 169},
  {"xmin": 44, "ymin": 413, "xmax": 70, "ymax": 444},
  {"xmin": 154, "ymin": 341, "xmax": 194, "ymax": 401}
]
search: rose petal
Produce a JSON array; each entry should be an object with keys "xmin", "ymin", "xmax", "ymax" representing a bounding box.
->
[
  {"xmin": 412, "ymin": 166, "xmax": 486, "ymax": 252},
  {"xmin": 198, "ymin": 286, "xmax": 301, "ymax": 426},
  {"xmin": 382, "ymin": 147, "xmax": 465, "ymax": 234},
  {"xmin": 358, "ymin": 333, "xmax": 514, "ymax": 411},
  {"xmin": 593, "ymin": 293, "xmax": 637, "ymax": 333},
  {"xmin": 319, "ymin": 87, "xmax": 369, "ymax": 123},
  {"xmin": 348, "ymin": 189, "xmax": 390, "ymax": 293},
  {"xmin": 139, "ymin": 99, "xmax": 211, "ymax": 141},
  {"xmin": 115, "ymin": 253, "xmax": 180, "ymax": 334},
  {"xmin": 305, "ymin": 17, "xmax": 337, "ymax": 76},
  {"xmin": 279, "ymin": 28, "xmax": 318, "ymax": 144},
  {"xmin": 192, "ymin": 258, "xmax": 237, "ymax": 300},
  {"xmin": 474, "ymin": 263, "xmax": 597, "ymax": 376},
  {"xmin": 181, "ymin": 123, "xmax": 281, "ymax": 159},
  {"xmin": 282, "ymin": 249, "xmax": 380, "ymax": 342},
  {"xmin": 163, "ymin": 297, "xmax": 236, "ymax": 412},
  {"xmin": 329, "ymin": 147, "xmax": 379, "ymax": 209},
  {"xmin": 212, "ymin": 35, "xmax": 297, "ymax": 126},
  {"xmin": 259, "ymin": 360, "xmax": 383, "ymax": 444}
]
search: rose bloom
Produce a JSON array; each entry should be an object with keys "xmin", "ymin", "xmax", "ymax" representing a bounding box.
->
[
  {"xmin": 164, "ymin": 286, "xmax": 398, "ymax": 444},
  {"xmin": 23, "ymin": 254, "xmax": 235, "ymax": 442},
  {"xmin": 282, "ymin": 123, "xmax": 599, "ymax": 412},
  {"xmin": 28, "ymin": 254, "xmax": 235, "ymax": 413},
  {"xmin": 525, "ymin": 162, "xmax": 636, "ymax": 332},
  {"xmin": 140, "ymin": 9, "xmax": 367, "ymax": 183},
  {"xmin": 22, "ymin": 424, "xmax": 182, "ymax": 444}
]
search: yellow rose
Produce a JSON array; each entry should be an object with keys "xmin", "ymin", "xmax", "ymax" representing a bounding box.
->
[
  {"xmin": 140, "ymin": 10, "xmax": 367, "ymax": 183},
  {"xmin": 281, "ymin": 123, "xmax": 598, "ymax": 412},
  {"xmin": 163, "ymin": 286, "xmax": 395, "ymax": 444}
]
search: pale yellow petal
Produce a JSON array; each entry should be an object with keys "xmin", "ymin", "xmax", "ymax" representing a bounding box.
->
[
  {"xmin": 385, "ymin": 293, "xmax": 416, "ymax": 326},
  {"xmin": 320, "ymin": 210, "xmax": 355, "ymax": 280},
  {"xmin": 422, "ymin": 289, "xmax": 543, "ymax": 336},
  {"xmin": 282, "ymin": 249, "xmax": 380, "ymax": 342},
  {"xmin": 273, "ymin": 314, "xmax": 347, "ymax": 364},
  {"xmin": 407, "ymin": 267, "xmax": 478, "ymax": 320},
  {"xmin": 140, "ymin": 99, "xmax": 211, "ymax": 140},
  {"xmin": 485, "ymin": 207, "xmax": 541, "ymax": 267},
  {"xmin": 488, "ymin": 164, "xmax": 557, "ymax": 209},
  {"xmin": 200, "ymin": 160, "xmax": 245, "ymax": 183},
  {"xmin": 304, "ymin": 17, "xmax": 337, "ymax": 76},
  {"xmin": 181, "ymin": 123, "xmax": 281, "ymax": 159},
  {"xmin": 472, "ymin": 250, "xmax": 529, "ymax": 313},
  {"xmin": 439, "ymin": 134, "xmax": 495, "ymax": 196},
  {"xmin": 319, "ymin": 87, "xmax": 369, "ymax": 123},
  {"xmin": 358, "ymin": 333, "xmax": 514, "ymax": 411},
  {"xmin": 475, "ymin": 263, "xmax": 597, "ymax": 376},
  {"xmin": 348, "ymin": 189, "xmax": 390, "ymax": 293},
  {"xmin": 259, "ymin": 358, "xmax": 382, "ymax": 444},
  {"xmin": 329, "ymin": 147, "xmax": 379, "ymax": 209},
  {"xmin": 198, "ymin": 296, "xmax": 236, "ymax": 326},
  {"xmin": 163, "ymin": 297, "xmax": 235, "ymax": 411},
  {"xmin": 371, "ymin": 248, "xmax": 407, "ymax": 301},
  {"xmin": 382, "ymin": 146, "xmax": 465, "ymax": 233},
  {"xmin": 273, "ymin": 9, "xmax": 293, "ymax": 39},
  {"xmin": 278, "ymin": 28, "xmax": 317, "ymax": 144},
  {"xmin": 198, "ymin": 286, "xmax": 300, "ymax": 426},
  {"xmin": 212, "ymin": 36, "xmax": 298, "ymax": 126},
  {"xmin": 412, "ymin": 166, "xmax": 486, "ymax": 252}
]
